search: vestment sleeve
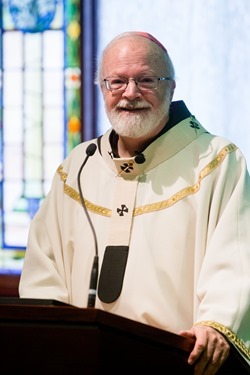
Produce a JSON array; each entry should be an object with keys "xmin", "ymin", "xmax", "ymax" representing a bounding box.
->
[
  {"xmin": 195, "ymin": 149, "xmax": 250, "ymax": 363},
  {"xmin": 19, "ymin": 169, "xmax": 70, "ymax": 304}
]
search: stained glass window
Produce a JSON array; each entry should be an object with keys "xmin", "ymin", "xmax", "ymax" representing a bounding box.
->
[{"xmin": 0, "ymin": 0, "xmax": 82, "ymax": 272}]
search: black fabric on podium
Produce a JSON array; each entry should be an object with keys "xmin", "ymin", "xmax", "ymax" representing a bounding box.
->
[{"xmin": 98, "ymin": 245, "xmax": 129, "ymax": 303}]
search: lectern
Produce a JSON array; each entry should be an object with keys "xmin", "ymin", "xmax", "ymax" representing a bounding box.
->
[{"xmin": 0, "ymin": 297, "xmax": 249, "ymax": 374}]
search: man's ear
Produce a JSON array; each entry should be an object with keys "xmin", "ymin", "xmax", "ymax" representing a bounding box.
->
[{"xmin": 170, "ymin": 79, "xmax": 176, "ymax": 101}]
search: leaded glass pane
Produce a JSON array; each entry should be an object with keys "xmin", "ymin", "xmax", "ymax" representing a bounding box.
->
[{"xmin": 0, "ymin": 0, "xmax": 82, "ymax": 272}]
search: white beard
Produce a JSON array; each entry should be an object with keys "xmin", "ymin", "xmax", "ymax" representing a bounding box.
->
[{"xmin": 106, "ymin": 95, "xmax": 171, "ymax": 139}]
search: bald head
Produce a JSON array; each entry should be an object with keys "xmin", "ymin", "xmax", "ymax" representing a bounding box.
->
[
  {"xmin": 106, "ymin": 31, "xmax": 169, "ymax": 54},
  {"xmin": 96, "ymin": 31, "xmax": 175, "ymax": 84}
]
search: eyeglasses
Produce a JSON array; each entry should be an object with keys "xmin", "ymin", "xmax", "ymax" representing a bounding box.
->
[{"xmin": 103, "ymin": 76, "xmax": 172, "ymax": 92}]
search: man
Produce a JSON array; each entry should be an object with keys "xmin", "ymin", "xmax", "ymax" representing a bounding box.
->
[{"xmin": 19, "ymin": 32, "xmax": 250, "ymax": 374}]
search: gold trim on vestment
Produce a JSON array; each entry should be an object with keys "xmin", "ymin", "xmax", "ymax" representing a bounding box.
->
[
  {"xmin": 57, "ymin": 165, "xmax": 67, "ymax": 183},
  {"xmin": 57, "ymin": 143, "xmax": 237, "ymax": 217},
  {"xmin": 195, "ymin": 320, "xmax": 250, "ymax": 360},
  {"xmin": 62, "ymin": 183, "xmax": 112, "ymax": 217},
  {"xmin": 134, "ymin": 143, "xmax": 237, "ymax": 216}
]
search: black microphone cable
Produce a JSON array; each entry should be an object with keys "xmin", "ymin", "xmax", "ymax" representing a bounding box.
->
[{"xmin": 77, "ymin": 143, "xmax": 99, "ymax": 308}]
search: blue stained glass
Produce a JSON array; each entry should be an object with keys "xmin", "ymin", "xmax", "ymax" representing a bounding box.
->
[
  {"xmin": 0, "ymin": 0, "xmax": 66, "ymax": 269},
  {"xmin": 0, "ymin": 0, "xmax": 84, "ymax": 275},
  {"xmin": 8, "ymin": 0, "xmax": 57, "ymax": 33}
]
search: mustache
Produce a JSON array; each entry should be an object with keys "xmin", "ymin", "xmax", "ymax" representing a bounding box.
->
[{"xmin": 116, "ymin": 100, "xmax": 151, "ymax": 110}]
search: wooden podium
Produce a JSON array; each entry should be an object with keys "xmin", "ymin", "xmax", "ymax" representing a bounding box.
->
[{"xmin": 0, "ymin": 297, "xmax": 249, "ymax": 374}]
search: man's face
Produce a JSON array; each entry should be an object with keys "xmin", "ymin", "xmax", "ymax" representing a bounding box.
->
[{"xmin": 100, "ymin": 38, "xmax": 174, "ymax": 139}]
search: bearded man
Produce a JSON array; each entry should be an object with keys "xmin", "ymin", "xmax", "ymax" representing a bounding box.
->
[{"xmin": 19, "ymin": 31, "xmax": 250, "ymax": 375}]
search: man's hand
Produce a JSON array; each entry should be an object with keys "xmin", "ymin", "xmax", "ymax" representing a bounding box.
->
[{"xmin": 179, "ymin": 325, "xmax": 230, "ymax": 375}]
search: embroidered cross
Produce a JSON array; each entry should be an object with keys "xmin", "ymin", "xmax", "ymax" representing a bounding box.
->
[
  {"xmin": 117, "ymin": 204, "xmax": 129, "ymax": 216},
  {"xmin": 189, "ymin": 115, "xmax": 200, "ymax": 130},
  {"xmin": 120, "ymin": 162, "xmax": 134, "ymax": 173}
]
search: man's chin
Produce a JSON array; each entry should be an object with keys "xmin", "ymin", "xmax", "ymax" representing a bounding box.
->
[
  {"xmin": 109, "ymin": 114, "xmax": 153, "ymax": 138},
  {"xmin": 116, "ymin": 111, "xmax": 145, "ymax": 121},
  {"xmin": 115, "ymin": 132, "xmax": 141, "ymax": 138},
  {"xmin": 113, "ymin": 125, "xmax": 150, "ymax": 139}
]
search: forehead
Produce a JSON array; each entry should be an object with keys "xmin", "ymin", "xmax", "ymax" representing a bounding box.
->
[{"xmin": 101, "ymin": 37, "xmax": 166, "ymax": 77}]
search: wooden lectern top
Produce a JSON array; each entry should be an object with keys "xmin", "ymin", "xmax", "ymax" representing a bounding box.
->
[{"xmin": 0, "ymin": 297, "xmax": 249, "ymax": 374}]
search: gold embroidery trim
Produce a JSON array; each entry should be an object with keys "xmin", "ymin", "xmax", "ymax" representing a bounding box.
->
[
  {"xmin": 63, "ymin": 184, "xmax": 112, "ymax": 217},
  {"xmin": 195, "ymin": 321, "xmax": 250, "ymax": 360},
  {"xmin": 58, "ymin": 143, "xmax": 237, "ymax": 217},
  {"xmin": 57, "ymin": 165, "xmax": 67, "ymax": 183},
  {"xmin": 134, "ymin": 143, "xmax": 237, "ymax": 216}
]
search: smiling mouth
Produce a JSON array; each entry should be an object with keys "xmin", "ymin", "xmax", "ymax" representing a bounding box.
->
[{"xmin": 117, "ymin": 106, "xmax": 149, "ymax": 112}]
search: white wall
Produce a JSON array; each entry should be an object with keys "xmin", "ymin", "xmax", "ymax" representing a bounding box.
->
[{"xmin": 96, "ymin": 0, "xmax": 250, "ymax": 167}]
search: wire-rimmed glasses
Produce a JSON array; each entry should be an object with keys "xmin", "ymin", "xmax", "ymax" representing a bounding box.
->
[{"xmin": 103, "ymin": 75, "xmax": 172, "ymax": 92}]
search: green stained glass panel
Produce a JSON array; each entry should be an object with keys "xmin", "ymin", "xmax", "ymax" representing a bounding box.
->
[{"xmin": 0, "ymin": 0, "xmax": 82, "ymax": 272}]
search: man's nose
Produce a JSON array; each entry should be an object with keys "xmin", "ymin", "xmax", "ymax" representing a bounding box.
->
[{"xmin": 122, "ymin": 79, "xmax": 142, "ymax": 99}]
